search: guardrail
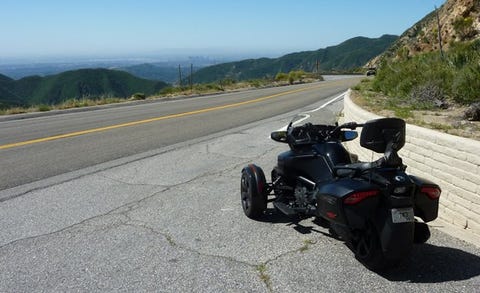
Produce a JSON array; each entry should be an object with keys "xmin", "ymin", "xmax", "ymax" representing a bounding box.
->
[{"xmin": 341, "ymin": 90, "xmax": 480, "ymax": 243}]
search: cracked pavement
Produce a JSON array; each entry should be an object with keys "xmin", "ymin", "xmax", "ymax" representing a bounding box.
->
[{"xmin": 1, "ymin": 100, "xmax": 480, "ymax": 292}]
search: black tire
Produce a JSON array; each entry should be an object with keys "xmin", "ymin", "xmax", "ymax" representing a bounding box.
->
[
  {"xmin": 349, "ymin": 221, "xmax": 392, "ymax": 271},
  {"xmin": 414, "ymin": 221, "xmax": 431, "ymax": 244},
  {"xmin": 240, "ymin": 164, "xmax": 267, "ymax": 219}
]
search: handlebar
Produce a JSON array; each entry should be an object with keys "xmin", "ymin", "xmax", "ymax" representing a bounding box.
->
[
  {"xmin": 286, "ymin": 121, "xmax": 362, "ymax": 146},
  {"xmin": 326, "ymin": 122, "xmax": 362, "ymax": 140},
  {"xmin": 332, "ymin": 121, "xmax": 361, "ymax": 132},
  {"xmin": 287, "ymin": 122, "xmax": 313, "ymax": 146}
]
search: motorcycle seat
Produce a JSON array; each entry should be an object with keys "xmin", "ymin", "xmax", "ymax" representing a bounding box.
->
[{"xmin": 334, "ymin": 162, "xmax": 374, "ymax": 177}]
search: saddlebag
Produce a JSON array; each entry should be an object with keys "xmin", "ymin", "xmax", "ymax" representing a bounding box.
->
[
  {"xmin": 409, "ymin": 175, "xmax": 441, "ymax": 222},
  {"xmin": 316, "ymin": 178, "xmax": 380, "ymax": 228}
]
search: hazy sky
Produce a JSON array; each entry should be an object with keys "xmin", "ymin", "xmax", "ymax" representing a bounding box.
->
[{"xmin": 1, "ymin": 0, "xmax": 446, "ymax": 60}]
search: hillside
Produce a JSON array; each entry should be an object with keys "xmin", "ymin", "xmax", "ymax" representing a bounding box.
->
[
  {"xmin": 0, "ymin": 74, "xmax": 13, "ymax": 83},
  {"xmin": 0, "ymin": 69, "xmax": 168, "ymax": 108},
  {"xmin": 0, "ymin": 74, "xmax": 21, "ymax": 108},
  {"xmin": 368, "ymin": 0, "xmax": 479, "ymax": 65},
  {"xmin": 368, "ymin": 0, "xmax": 480, "ymax": 106},
  {"xmin": 356, "ymin": 0, "xmax": 480, "ymax": 138},
  {"xmin": 192, "ymin": 35, "xmax": 398, "ymax": 83}
]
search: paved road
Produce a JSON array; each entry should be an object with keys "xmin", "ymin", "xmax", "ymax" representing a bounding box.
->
[
  {"xmin": 0, "ymin": 79, "xmax": 360, "ymax": 191},
  {"xmin": 0, "ymin": 92, "xmax": 478, "ymax": 292}
]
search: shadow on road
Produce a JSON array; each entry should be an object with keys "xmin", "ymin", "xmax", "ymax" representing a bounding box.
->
[
  {"xmin": 380, "ymin": 243, "xmax": 480, "ymax": 283},
  {"xmin": 259, "ymin": 209, "xmax": 480, "ymax": 283}
]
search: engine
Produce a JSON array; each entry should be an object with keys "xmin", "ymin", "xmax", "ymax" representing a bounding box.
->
[{"xmin": 293, "ymin": 182, "xmax": 318, "ymax": 214}]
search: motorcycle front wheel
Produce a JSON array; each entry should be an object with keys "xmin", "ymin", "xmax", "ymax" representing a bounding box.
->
[{"xmin": 240, "ymin": 165, "xmax": 267, "ymax": 219}]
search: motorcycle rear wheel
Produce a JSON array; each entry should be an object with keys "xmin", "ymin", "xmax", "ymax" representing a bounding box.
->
[
  {"xmin": 240, "ymin": 165, "xmax": 267, "ymax": 219},
  {"xmin": 414, "ymin": 221, "xmax": 431, "ymax": 244},
  {"xmin": 350, "ymin": 221, "xmax": 396, "ymax": 271}
]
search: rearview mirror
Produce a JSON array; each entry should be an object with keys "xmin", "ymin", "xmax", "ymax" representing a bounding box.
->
[
  {"xmin": 341, "ymin": 130, "xmax": 358, "ymax": 142},
  {"xmin": 271, "ymin": 131, "xmax": 288, "ymax": 143}
]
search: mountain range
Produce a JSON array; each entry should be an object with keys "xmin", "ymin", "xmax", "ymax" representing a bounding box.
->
[
  {"xmin": 190, "ymin": 35, "xmax": 397, "ymax": 83},
  {"xmin": 0, "ymin": 69, "xmax": 168, "ymax": 108},
  {"xmin": 0, "ymin": 34, "xmax": 397, "ymax": 109}
]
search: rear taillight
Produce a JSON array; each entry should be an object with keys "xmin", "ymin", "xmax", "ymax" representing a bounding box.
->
[
  {"xmin": 343, "ymin": 190, "xmax": 379, "ymax": 205},
  {"xmin": 420, "ymin": 186, "xmax": 441, "ymax": 200}
]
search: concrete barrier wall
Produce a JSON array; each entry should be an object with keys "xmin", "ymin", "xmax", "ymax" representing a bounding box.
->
[{"xmin": 341, "ymin": 91, "xmax": 480, "ymax": 239}]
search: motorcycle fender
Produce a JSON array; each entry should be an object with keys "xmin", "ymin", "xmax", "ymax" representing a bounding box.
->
[
  {"xmin": 409, "ymin": 175, "xmax": 440, "ymax": 222},
  {"xmin": 375, "ymin": 209, "xmax": 414, "ymax": 258},
  {"xmin": 316, "ymin": 178, "xmax": 380, "ymax": 228}
]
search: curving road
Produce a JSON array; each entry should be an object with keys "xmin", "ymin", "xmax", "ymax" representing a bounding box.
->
[{"xmin": 0, "ymin": 78, "xmax": 360, "ymax": 190}]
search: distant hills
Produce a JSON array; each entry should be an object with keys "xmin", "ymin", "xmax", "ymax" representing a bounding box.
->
[
  {"xmin": 191, "ymin": 35, "xmax": 398, "ymax": 83},
  {"xmin": 0, "ymin": 69, "xmax": 168, "ymax": 108},
  {"xmin": 0, "ymin": 35, "xmax": 398, "ymax": 109},
  {"xmin": 0, "ymin": 74, "xmax": 20, "ymax": 108}
]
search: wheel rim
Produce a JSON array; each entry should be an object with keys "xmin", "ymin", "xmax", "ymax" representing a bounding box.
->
[{"xmin": 241, "ymin": 174, "xmax": 251, "ymax": 212}]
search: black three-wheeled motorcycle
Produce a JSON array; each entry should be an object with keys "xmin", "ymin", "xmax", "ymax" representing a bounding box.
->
[{"xmin": 240, "ymin": 117, "xmax": 441, "ymax": 270}]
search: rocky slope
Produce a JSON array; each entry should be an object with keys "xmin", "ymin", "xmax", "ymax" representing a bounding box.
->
[{"xmin": 368, "ymin": 0, "xmax": 479, "ymax": 66}]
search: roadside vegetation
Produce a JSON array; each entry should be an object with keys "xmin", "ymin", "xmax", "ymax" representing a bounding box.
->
[
  {"xmin": 1, "ymin": 96, "xmax": 126, "ymax": 115},
  {"xmin": 0, "ymin": 70, "xmax": 322, "ymax": 116},
  {"xmin": 274, "ymin": 70, "xmax": 322, "ymax": 85},
  {"xmin": 372, "ymin": 39, "xmax": 480, "ymax": 107},
  {"xmin": 352, "ymin": 39, "xmax": 480, "ymax": 139},
  {"xmin": 158, "ymin": 78, "xmax": 267, "ymax": 97}
]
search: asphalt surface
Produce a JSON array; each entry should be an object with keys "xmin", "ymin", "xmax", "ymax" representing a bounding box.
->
[
  {"xmin": 0, "ymin": 79, "xmax": 360, "ymax": 191},
  {"xmin": 0, "ymin": 91, "xmax": 479, "ymax": 292}
]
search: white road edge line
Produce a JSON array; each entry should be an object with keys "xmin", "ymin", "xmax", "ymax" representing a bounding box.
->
[{"xmin": 273, "ymin": 91, "xmax": 347, "ymax": 133}]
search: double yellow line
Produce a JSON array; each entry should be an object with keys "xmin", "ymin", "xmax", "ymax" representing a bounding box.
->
[{"xmin": 0, "ymin": 85, "xmax": 322, "ymax": 150}]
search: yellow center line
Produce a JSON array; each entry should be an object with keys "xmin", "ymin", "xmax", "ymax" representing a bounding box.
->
[{"xmin": 0, "ymin": 85, "xmax": 324, "ymax": 150}]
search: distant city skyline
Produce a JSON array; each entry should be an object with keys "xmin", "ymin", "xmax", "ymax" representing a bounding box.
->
[{"xmin": 1, "ymin": 0, "xmax": 446, "ymax": 62}]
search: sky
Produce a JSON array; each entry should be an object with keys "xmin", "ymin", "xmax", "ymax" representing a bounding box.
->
[{"xmin": 1, "ymin": 0, "xmax": 447, "ymax": 61}]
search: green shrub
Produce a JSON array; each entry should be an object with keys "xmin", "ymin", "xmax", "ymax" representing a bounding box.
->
[
  {"xmin": 452, "ymin": 16, "xmax": 475, "ymax": 40},
  {"xmin": 249, "ymin": 79, "xmax": 264, "ymax": 88},
  {"xmin": 193, "ymin": 83, "xmax": 222, "ymax": 92},
  {"xmin": 220, "ymin": 78, "xmax": 236, "ymax": 86},
  {"xmin": 275, "ymin": 72, "xmax": 289, "ymax": 81},
  {"xmin": 288, "ymin": 70, "xmax": 306, "ymax": 82},
  {"xmin": 373, "ymin": 39, "xmax": 480, "ymax": 106},
  {"xmin": 38, "ymin": 104, "xmax": 51, "ymax": 112},
  {"xmin": 159, "ymin": 86, "xmax": 178, "ymax": 95},
  {"xmin": 352, "ymin": 85, "xmax": 361, "ymax": 91},
  {"xmin": 131, "ymin": 92, "xmax": 146, "ymax": 100},
  {"xmin": 452, "ymin": 63, "xmax": 480, "ymax": 104}
]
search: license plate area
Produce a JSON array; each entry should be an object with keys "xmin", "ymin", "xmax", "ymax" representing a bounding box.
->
[{"xmin": 391, "ymin": 208, "xmax": 414, "ymax": 223}]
